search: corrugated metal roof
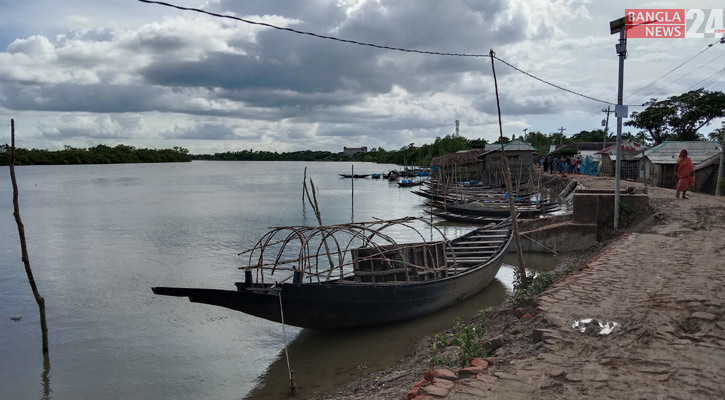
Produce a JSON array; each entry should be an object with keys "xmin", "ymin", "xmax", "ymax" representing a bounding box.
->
[
  {"xmin": 546, "ymin": 142, "xmax": 608, "ymax": 155},
  {"xmin": 694, "ymin": 153, "xmax": 722, "ymax": 171},
  {"xmin": 431, "ymin": 149, "xmax": 486, "ymax": 167},
  {"xmin": 483, "ymin": 139, "xmax": 538, "ymax": 153},
  {"xmin": 645, "ymin": 141, "xmax": 722, "ymax": 165},
  {"xmin": 596, "ymin": 139, "xmax": 648, "ymax": 155}
]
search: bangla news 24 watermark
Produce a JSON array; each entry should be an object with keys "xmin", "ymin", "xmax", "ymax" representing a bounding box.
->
[{"xmin": 626, "ymin": 9, "xmax": 725, "ymax": 38}]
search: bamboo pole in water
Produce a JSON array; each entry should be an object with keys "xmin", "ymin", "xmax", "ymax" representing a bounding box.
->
[
  {"xmin": 8, "ymin": 119, "xmax": 51, "ymax": 353},
  {"xmin": 303, "ymin": 179, "xmax": 337, "ymax": 280},
  {"xmin": 489, "ymin": 51, "xmax": 528, "ymax": 289},
  {"xmin": 302, "ymin": 167, "xmax": 307, "ymax": 205}
]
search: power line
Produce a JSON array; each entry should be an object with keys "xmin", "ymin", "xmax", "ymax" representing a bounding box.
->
[
  {"xmin": 491, "ymin": 56, "xmax": 614, "ymax": 105},
  {"xmin": 666, "ymin": 51, "xmax": 725, "ymax": 87},
  {"xmin": 688, "ymin": 67, "xmax": 725, "ymax": 91},
  {"xmin": 138, "ymin": 0, "xmax": 621, "ymax": 106},
  {"xmin": 625, "ymin": 38, "xmax": 722, "ymax": 103},
  {"xmin": 137, "ymin": 0, "xmax": 491, "ymax": 58}
]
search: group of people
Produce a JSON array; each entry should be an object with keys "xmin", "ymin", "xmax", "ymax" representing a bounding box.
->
[
  {"xmin": 533, "ymin": 148, "xmax": 695, "ymax": 199},
  {"xmin": 538, "ymin": 154, "xmax": 582, "ymax": 175}
]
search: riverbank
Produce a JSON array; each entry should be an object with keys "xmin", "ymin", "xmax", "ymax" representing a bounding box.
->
[{"xmin": 311, "ymin": 172, "xmax": 725, "ymax": 399}]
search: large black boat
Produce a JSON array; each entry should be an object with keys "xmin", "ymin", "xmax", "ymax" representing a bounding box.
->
[{"xmin": 152, "ymin": 217, "xmax": 512, "ymax": 330}]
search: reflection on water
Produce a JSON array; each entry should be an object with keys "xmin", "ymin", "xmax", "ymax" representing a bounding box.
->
[
  {"xmin": 245, "ymin": 279, "xmax": 509, "ymax": 400},
  {"xmin": 246, "ymin": 251, "xmax": 556, "ymax": 400},
  {"xmin": 0, "ymin": 161, "xmax": 560, "ymax": 400},
  {"xmin": 42, "ymin": 354, "xmax": 51, "ymax": 400}
]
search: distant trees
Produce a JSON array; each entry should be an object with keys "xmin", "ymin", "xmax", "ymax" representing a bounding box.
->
[
  {"xmin": 524, "ymin": 131, "xmax": 552, "ymax": 155},
  {"xmin": 625, "ymin": 89, "xmax": 725, "ymax": 144},
  {"xmin": 0, "ymin": 144, "xmax": 192, "ymax": 165},
  {"xmin": 570, "ymin": 129, "xmax": 611, "ymax": 142},
  {"xmin": 193, "ymin": 149, "xmax": 340, "ymax": 162}
]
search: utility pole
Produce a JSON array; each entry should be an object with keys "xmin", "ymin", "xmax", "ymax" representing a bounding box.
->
[
  {"xmin": 523, "ymin": 128, "xmax": 528, "ymax": 141},
  {"xmin": 558, "ymin": 126, "xmax": 566, "ymax": 144},
  {"xmin": 601, "ymin": 106, "xmax": 613, "ymax": 150},
  {"xmin": 717, "ymin": 121, "xmax": 725, "ymax": 196},
  {"xmin": 610, "ymin": 17, "xmax": 627, "ymax": 230}
]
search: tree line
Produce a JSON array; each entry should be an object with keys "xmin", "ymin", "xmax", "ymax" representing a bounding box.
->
[
  {"xmin": 4, "ymin": 90, "xmax": 721, "ymax": 167},
  {"xmin": 0, "ymin": 144, "xmax": 191, "ymax": 165},
  {"xmin": 193, "ymin": 134, "xmax": 477, "ymax": 167}
]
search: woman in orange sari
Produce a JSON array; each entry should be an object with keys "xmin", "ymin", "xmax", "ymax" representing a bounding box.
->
[{"xmin": 675, "ymin": 149, "xmax": 695, "ymax": 199}]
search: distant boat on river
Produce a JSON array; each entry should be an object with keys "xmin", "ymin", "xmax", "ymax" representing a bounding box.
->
[
  {"xmin": 338, "ymin": 173, "xmax": 370, "ymax": 178},
  {"xmin": 397, "ymin": 179, "xmax": 424, "ymax": 187}
]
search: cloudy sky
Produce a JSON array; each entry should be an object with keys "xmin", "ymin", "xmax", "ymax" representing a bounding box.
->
[{"xmin": 1, "ymin": 0, "xmax": 723, "ymax": 154}]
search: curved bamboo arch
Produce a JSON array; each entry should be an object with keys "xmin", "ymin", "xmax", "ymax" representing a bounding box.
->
[{"xmin": 236, "ymin": 217, "xmax": 460, "ymax": 284}]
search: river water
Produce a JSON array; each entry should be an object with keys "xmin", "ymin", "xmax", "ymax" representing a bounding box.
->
[{"xmin": 0, "ymin": 161, "xmax": 554, "ymax": 399}]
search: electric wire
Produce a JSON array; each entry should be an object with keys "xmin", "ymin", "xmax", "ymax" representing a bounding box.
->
[
  {"xmin": 688, "ymin": 67, "xmax": 725, "ymax": 91},
  {"xmin": 138, "ymin": 0, "xmax": 620, "ymax": 106},
  {"xmin": 625, "ymin": 38, "xmax": 722, "ymax": 103},
  {"xmin": 666, "ymin": 52, "xmax": 725, "ymax": 87}
]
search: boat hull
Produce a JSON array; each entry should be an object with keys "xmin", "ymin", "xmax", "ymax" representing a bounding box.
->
[{"xmin": 153, "ymin": 231, "xmax": 511, "ymax": 330}]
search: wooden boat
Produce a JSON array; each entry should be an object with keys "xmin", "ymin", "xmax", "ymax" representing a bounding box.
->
[
  {"xmin": 371, "ymin": 173, "xmax": 381, "ymax": 179},
  {"xmin": 398, "ymin": 179, "xmax": 424, "ymax": 187},
  {"xmin": 412, "ymin": 188, "xmax": 533, "ymax": 204},
  {"xmin": 338, "ymin": 173, "xmax": 370, "ymax": 178},
  {"xmin": 441, "ymin": 201, "xmax": 561, "ymax": 218},
  {"xmin": 424, "ymin": 209, "xmax": 508, "ymax": 225},
  {"xmin": 152, "ymin": 217, "xmax": 512, "ymax": 330}
]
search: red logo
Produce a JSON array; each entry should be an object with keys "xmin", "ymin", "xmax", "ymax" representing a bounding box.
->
[{"xmin": 625, "ymin": 9, "xmax": 685, "ymax": 38}]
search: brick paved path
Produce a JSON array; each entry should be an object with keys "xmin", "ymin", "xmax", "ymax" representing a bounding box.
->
[{"xmin": 424, "ymin": 190, "xmax": 725, "ymax": 399}]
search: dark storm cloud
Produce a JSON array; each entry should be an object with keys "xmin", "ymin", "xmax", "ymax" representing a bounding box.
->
[
  {"xmin": 137, "ymin": 0, "xmax": 535, "ymax": 110},
  {"xmin": 140, "ymin": 39, "xmax": 391, "ymax": 94},
  {"xmin": 472, "ymin": 90, "xmax": 563, "ymax": 116},
  {"xmin": 1, "ymin": 83, "xmax": 160, "ymax": 112}
]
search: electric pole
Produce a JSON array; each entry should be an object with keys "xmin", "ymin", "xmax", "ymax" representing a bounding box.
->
[
  {"xmin": 717, "ymin": 121, "xmax": 724, "ymax": 197},
  {"xmin": 601, "ymin": 106, "xmax": 613, "ymax": 150},
  {"xmin": 558, "ymin": 126, "xmax": 566, "ymax": 144},
  {"xmin": 610, "ymin": 16, "xmax": 627, "ymax": 230}
]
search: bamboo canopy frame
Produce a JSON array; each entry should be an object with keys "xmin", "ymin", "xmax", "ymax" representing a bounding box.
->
[{"xmin": 238, "ymin": 217, "xmax": 460, "ymax": 285}]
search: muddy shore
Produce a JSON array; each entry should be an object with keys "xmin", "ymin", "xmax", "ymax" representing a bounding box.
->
[{"xmin": 309, "ymin": 172, "xmax": 725, "ymax": 400}]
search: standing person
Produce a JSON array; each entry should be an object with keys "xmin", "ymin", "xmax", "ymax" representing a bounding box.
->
[
  {"xmin": 675, "ymin": 149, "xmax": 695, "ymax": 199},
  {"xmin": 551, "ymin": 155, "xmax": 558, "ymax": 174},
  {"xmin": 570, "ymin": 156, "xmax": 577, "ymax": 174},
  {"xmin": 575, "ymin": 156, "xmax": 582, "ymax": 174}
]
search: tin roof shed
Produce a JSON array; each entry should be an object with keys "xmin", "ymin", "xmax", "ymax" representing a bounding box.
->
[
  {"xmin": 482, "ymin": 139, "xmax": 538, "ymax": 154},
  {"xmin": 645, "ymin": 141, "xmax": 722, "ymax": 165}
]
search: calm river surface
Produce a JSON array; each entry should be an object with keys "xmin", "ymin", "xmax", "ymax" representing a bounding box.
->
[{"xmin": 0, "ymin": 161, "xmax": 554, "ymax": 399}]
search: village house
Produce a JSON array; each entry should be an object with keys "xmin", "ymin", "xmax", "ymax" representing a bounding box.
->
[
  {"xmin": 479, "ymin": 139, "xmax": 538, "ymax": 187},
  {"xmin": 641, "ymin": 141, "xmax": 722, "ymax": 193},
  {"xmin": 430, "ymin": 148, "xmax": 487, "ymax": 184},
  {"xmin": 596, "ymin": 140, "xmax": 649, "ymax": 180},
  {"xmin": 343, "ymin": 146, "xmax": 368, "ymax": 155},
  {"xmin": 549, "ymin": 142, "xmax": 610, "ymax": 161}
]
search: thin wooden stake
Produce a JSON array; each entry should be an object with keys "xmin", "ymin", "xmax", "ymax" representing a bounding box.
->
[
  {"xmin": 302, "ymin": 167, "xmax": 307, "ymax": 205},
  {"xmin": 489, "ymin": 51, "xmax": 528, "ymax": 289},
  {"xmin": 9, "ymin": 119, "xmax": 50, "ymax": 353},
  {"xmin": 302, "ymin": 178, "xmax": 337, "ymax": 279}
]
